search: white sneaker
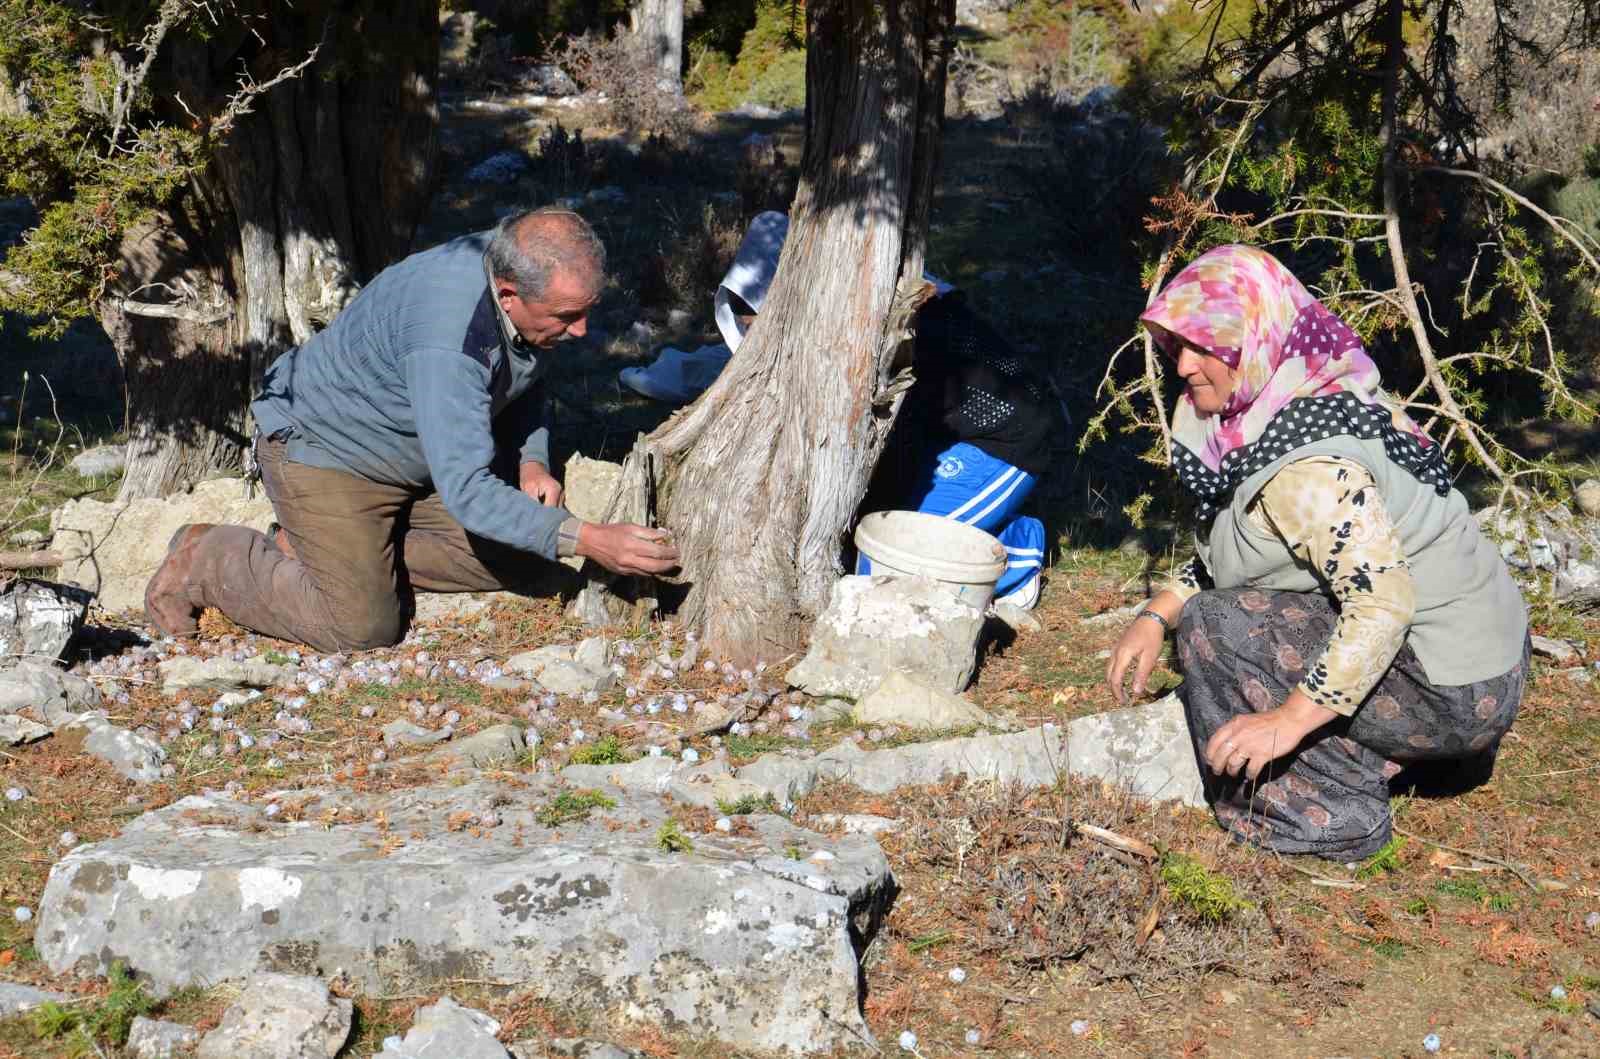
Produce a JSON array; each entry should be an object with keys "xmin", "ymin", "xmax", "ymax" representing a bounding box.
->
[{"xmin": 995, "ymin": 572, "xmax": 1041, "ymax": 610}]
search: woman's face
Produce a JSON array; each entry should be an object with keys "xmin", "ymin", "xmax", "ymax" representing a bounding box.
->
[{"xmin": 1174, "ymin": 340, "xmax": 1239, "ymax": 417}]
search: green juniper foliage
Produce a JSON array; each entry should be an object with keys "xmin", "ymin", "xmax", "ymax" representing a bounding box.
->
[
  {"xmin": 655, "ymin": 817, "xmax": 694, "ymax": 853},
  {"xmin": 1355, "ymin": 834, "xmax": 1407, "ymax": 879},
  {"xmin": 536, "ymin": 789, "xmax": 617, "ymax": 827},
  {"xmin": 0, "ymin": 1, "xmax": 208, "ymax": 336},
  {"xmin": 1159, "ymin": 851, "xmax": 1250, "ymax": 923},
  {"xmin": 30, "ymin": 960, "xmax": 153, "ymax": 1057},
  {"xmin": 567, "ymin": 734, "xmax": 635, "ymax": 766},
  {"xmin": 1085, "ymin": 0, "xmax": 1600, "ymax": 522}
]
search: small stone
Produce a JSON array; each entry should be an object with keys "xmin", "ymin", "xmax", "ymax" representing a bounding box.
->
[
  {"xmin": 1552, "ymin": 985, "xmax": 1568, "ymax": 1000},
  {"xmin": 715, "ymin": 817, "xmax": 733, "ymax": 832},
  {"xmin": 898, "ymin": 1030, "xmax": 918, "ymax": 1052},
  {"xmin": 14, "ymin": 906, "xmax": 32, "ymax": 922},
  {"xmin": 1071, "ymin": 1019, "xmax": 1090, "ymax": 1036},
  {"xmin": 965, "ymin": 1029, "xmax": 982, "ymax": 1046},
  {"xmin": 1576, "ymin": 478, "xmax": 1600, "ymax": 518},
  {"xmin": 4, "ymin": 786, "xmax": 25, "ymax": 802},
  {"xmin": 682, "ymin": 748, "xmax": 700, "ymax": 763},
  {"xmin": 1585, "ymin": 911, "xmax": 1600, "ymax": 929},
  {"xmin": 1423, "ymin": 1034, "xmax": 1441, "ymax": 1053},
  {"xmin": 58, "ymin": 831, "xmax": 78, "ymax": 847},
  {"xmin": 947, "ymin": 967, "xmax": 966, "ymax": 984}
]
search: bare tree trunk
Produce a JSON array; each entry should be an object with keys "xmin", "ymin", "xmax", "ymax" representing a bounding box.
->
[
  {"xmin": 630, "ymin": 0, "xmax": 683, "ymax": 88},
  {"xmin": 633, "ymin": 0, "xmax": 953, "ymax": 664},
  {"xmin": 109, "ymin": 1, "xmax": 439, "ymax": 500}
]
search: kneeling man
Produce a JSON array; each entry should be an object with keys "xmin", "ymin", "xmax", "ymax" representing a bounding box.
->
[{"xmin": 145, "ymin": 207, "xmax": 678, "ymax": 651}]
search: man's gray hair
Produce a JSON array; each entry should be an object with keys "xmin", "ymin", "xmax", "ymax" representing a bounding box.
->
[{"xmin": 487, "ymin": 206, "xmax": 606, "ymax": 298}]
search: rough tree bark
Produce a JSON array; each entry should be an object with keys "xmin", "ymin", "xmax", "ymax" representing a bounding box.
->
[
  {"xmin": 590, "ymin": 0, "xmax": 954, "ymax": 664},
  {"xmin": 107, "ymin": 1, "xmax": 439, "ymax": 500},
  {"xmin": 629, "ymin": 0, "xmax": 684, "ymax": 87}
]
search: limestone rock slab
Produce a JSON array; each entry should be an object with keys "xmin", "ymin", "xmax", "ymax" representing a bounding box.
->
[
  {"xmin": 562, "ymin": 755, "xmax": 776, "ymax": 812},
  {"xmin": 52, "ymin": 477, "xmax": 275, "ymax": 615},
  {"xmin": 787, "ymin": 576, "xmax": 985, "ymax": 698},
  {"xmin": 1062, "ymin": 693, "xmax": 1205, "ymax": 808},
  {"xmin": 1531, "ymin": 634, "xmax": 1580, "ymax": 665},
  {"xmin": 69, "ymin": 445, "xmax": 126, "ymax": 478},
  {"xmin": 379, "ymin": 997, "xmax": 508, "ymax": 1059},
  {"xmin": 735, "ymin": 696, "xmax": 1205, "ymax": 809},
  {"xmin": 62, "ymin": 712, "xmax": 166, "ymax": 782},
  {"xmin": 424, "ymin": 723, "xmax": 524, "ymax": 769},
  {"xmin": 563, "ymin": 455, "xmax": 622, "ymax": 524},
  {"xmin": 0, "ymin": 579, "xmax": 90, "ymax": 663},
  {"xmin": 0, "ymin": 714, "xmax": 50, "ymax": 745},
  {"xmin": 505, "ymin": 644, "xmax": 615, "ymax": 696},
  {"xmin": 195, "ymin": 973, "xmax": 350, "ymax": 1059},
  {"xmin": 0, "ymin": 661, "xmax": 101, "ymax": 724},
  {"xmin": 852, "ymin": 671, "xmax": 998, "ymax": 729},
  {"xmin": 382, "ymin": 720, "xmax": 452, "ymax": 749},
  {"xmin": 37, "ymin": 777, "xmax": 892, "ymax": 1055},
  {"xmin": 0, "ymin": 980, "xmax": 69, "ymax": 1017},
  {"xmin": 127, "ymin": 1016, "xmax": 202, "ymax": 1058},
  {"xmin": 158, "ymin": 656, "xmax": 296, "ymax": 695}
]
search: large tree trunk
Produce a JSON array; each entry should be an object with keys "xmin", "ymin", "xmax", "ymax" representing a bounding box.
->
[
  {"xmin": 630, "ymin": 0, "xmax": 684, "ymax": 88},
  {"xmin": 636, "ymin": 0, "xmax": 953, "ymax": 664},
  {"xmin": 108, "ymin": 1, "xmax": 439, "ymax": 500}
]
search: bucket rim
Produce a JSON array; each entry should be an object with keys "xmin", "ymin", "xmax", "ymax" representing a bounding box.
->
[{"xmin": 854, "ymin": 510, "xmax": 1006, "ymax": 584}]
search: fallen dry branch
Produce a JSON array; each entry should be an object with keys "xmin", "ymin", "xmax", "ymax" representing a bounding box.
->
[
  {"xmin": 1392, "ymin": 824, "xmax": 1537, "ymax": 890},
  {"xmin": 0, "ymin": 550, "xmax": 65, "ymax": 570}
]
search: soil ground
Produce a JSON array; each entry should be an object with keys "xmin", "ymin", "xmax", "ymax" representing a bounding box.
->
[{"xmin": 0, "ymin": 60, "xmax": 1597, "ymax": 1059}]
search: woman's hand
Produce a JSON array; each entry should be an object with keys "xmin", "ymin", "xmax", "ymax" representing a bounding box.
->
[
  {"xmin": 1204, "ymin": 694, "xmax": 1338, "ymax": 781},
  {"xmin": 1105, "ymin": 592, "xmax": 1184, "ymax": 705}
]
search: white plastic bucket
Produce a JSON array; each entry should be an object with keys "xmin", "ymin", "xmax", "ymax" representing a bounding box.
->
[{"xmin": 854, "ymin": 510, "xmax": 1007, "ymax": 611}]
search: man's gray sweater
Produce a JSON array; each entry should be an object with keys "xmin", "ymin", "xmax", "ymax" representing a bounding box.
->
[{"xmin": 252, "ymin": 230, "xmax": 569, "ymax": 559}]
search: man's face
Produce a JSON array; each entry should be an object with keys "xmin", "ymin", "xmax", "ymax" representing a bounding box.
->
[{"xmin": 497, "ymin": 268, "xmax": 599, "ymax": 349}]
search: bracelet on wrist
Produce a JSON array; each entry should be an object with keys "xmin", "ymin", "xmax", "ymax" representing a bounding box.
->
[{"xmin": 1135, "ymin": 608, "xmax": 1172, "ymax": 633}]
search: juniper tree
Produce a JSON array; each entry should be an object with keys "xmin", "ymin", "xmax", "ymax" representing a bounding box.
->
[
  {"xmin": 578, "ymin": 0, "xmax": 956, "ymax": 663},
  {"xmin": 0, "ymin": 0, "xmax": 439, "ymax": 499}
]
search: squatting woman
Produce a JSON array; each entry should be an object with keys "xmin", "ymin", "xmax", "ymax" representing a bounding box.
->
[{"xmin": 1105, "ymin": 245, "xmax": 1529, "ymax": 860}]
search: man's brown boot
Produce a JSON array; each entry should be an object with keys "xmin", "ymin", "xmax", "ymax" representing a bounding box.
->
[{"xmin": 144, "ymin": 524, "xmax": 216, "ymax": 635}]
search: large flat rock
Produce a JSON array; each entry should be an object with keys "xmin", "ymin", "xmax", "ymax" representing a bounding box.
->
[
  {"xmin": 1062, "ymin": 692, "xmax": 1205, "ymax": 807},
  {"xmin": 52, "ymin": 477, "xmax": 275, "ymax": 615},
  {"xmin": 37, "ymin": 777, "xmax": 891, "ymax": 1055},
  {"xmin": 734, "ymin": 695, "xmax": 1205, "ymax": 809}
]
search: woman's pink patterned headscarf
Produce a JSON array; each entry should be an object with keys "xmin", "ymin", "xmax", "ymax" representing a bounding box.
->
[{"xmin": 1140, "ymin": 245, "xmax": 1448, "ymax": 509}]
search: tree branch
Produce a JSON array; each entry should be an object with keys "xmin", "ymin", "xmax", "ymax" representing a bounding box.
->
[
  {"xmin": 116, "ymin": 297, "xmax": 232, "ymax": 325},
  {"xmin": 1379, "ymin": 0, "xmax": 1512, "ymax": 487},
  {"xmin": 0, "ymin": 550, "xmax": 64, "ymax": 570},
  {"xmin": 108, "ymin": 0, "xmax": 191, "ymax": 151},
  {"xmin": 1422, "ymin": 166, "xmax": 1600, "ymax": 278},
  {"xmin": 1220, "ymin": 0, "xmax": 1368, "ymax": 101},
  {"xmin": 210, "ymin": 31, "xmax": 327, "ymax": 138}
]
